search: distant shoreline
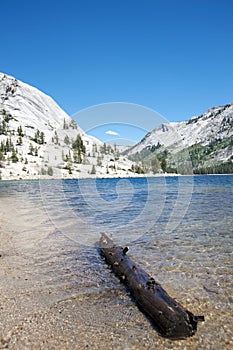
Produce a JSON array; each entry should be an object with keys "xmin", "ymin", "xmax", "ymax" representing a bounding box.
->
[{"xmin": 0, "ymin": 172, "xmax": 232, "ymax": 182}]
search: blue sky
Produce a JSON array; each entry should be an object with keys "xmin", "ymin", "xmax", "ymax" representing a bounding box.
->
[{"xmin": 1, "ymin": 0, "xmax": 233, "ymax": 143}]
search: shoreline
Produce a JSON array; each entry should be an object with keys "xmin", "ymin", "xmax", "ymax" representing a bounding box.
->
[
  {"xmin": 1, "ymin": 172, "xmax": 233, "ymax": 182},
  {"xmin": 0, "ymin": 172, "xmax": 177, "ymax": 182}
]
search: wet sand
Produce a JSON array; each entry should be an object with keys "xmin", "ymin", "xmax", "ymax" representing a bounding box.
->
[{"xmin": 0, "ymin": 194, "xmax": 232, "ymax": 350}]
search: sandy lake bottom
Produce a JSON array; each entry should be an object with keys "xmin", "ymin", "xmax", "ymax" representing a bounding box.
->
[{"xmin": 0, "ymin": 177, "xmax": 232, "ymax": 349}]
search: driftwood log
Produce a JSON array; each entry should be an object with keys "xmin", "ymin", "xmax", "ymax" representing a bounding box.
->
[{"xmin": 99, "ymin": 233, "xmax": 204, "ymax": 340}]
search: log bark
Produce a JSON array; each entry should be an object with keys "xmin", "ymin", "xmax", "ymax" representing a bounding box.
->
[{"xmin": 99, "ymin": 233, "xmax": 204, "ymax": 340}]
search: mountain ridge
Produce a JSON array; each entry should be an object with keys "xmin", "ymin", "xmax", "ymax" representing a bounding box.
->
[
  {"xmin": 0, "ymin": 72, "xmax": 232, "ymax": 179},
  {"xmin": 0, "ymin": 73, "xmax": 140, "ymax": 180},
  {"xmin": 126, "ymin": 103, "xmax": 233, "ymax": 174}
]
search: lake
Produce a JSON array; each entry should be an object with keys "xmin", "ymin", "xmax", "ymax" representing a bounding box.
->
[{"xmin": 0, "ymin": 175, "xmax": 232, "ymax": 349}]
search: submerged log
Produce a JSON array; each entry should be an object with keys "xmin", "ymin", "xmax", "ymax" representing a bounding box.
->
[{"xmin": 99, "ymin": 233, "xmax": 204, "ymax": 340}]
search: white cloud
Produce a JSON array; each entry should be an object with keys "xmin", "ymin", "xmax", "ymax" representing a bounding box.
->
[{"xmin": 105, "ymin": 130, "xmax": 119, "ymax": 136}]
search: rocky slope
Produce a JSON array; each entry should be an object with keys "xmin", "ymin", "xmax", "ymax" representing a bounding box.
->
[
  {"xmin": 1, "ymin": 72, "xmax": 232, "ymax": 179},
  {"xmin": 126, "ymin": 103, "xmax": 233, "ymax": 174},
  {"xmin": 0, "ymin": 73, "xmax": 138, "ymax": 180}
]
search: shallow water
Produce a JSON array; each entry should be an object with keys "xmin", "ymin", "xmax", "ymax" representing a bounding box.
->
[{"xmin": 0, "ymin": 175, "xmax": 232, "ymax": 349}]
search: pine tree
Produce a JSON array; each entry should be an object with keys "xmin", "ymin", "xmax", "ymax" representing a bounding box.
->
[
  {"xmin": 17, "ymin": 125, "xmax": 24, "ymax": 137},
  {"xmin": 6, "ymin": 138, "xmax": 10, "ymax": 152},
  {"xmin": 0, "ymin": 120, "xmax": 7, "ymax": 135},
  {"xmin": 90, "ymin": 165, "xmax": 96, "ymax": 174},
  {"xmin": 73, "ymin": 149, "xmax": 82, "ymax": 163},
  {"xmin": 64, "ymin": 135, "xmax": 70, "ymax": 145},
  {"xmin": 151, "ymin": 156, "xmax": 160, "ymax": 174},
  {"xmin": 11, "ymin": 149, "xmax": 18, "ymax": 163},
  {"xmin": 72, "ymin": 134, "xmax": 86, "ymax": 153},
  {"xmin": 0, "ymin": 150, "xmax": 4, "ymax": 165},
  {"xmin": 33, "ymin": 130, "xmax": 45, "ymax": 144},
  {"xmin": 92, "ymin": 143, "xmax": 98, "ymax": 155},
  {"xmin": 63, "ymin": 118, "xmax": 70, "ymax": 129},
  {"xmin": 40, "ymin": 131, "xmax": 45, "ymax": 144},
  {"xmin": 161, "ymin": 157, "xmax": 167, "ymax": 173},
  {"xmin": 72, "ymin": 134, "xmax": 86, "ymax": 163},
  {"xmin": 28, "ymin": 143, "xmax": 34, "ymax": 155},
  {"xmin": 47, "ymin": 166, "xmax": 53, "ymax": 176},
  {"xmin": 17, "ymin": 136, "xmax": 23, "ymax": 145},
  {"xmin": 40, "ymin": 167, "xmax": 47, "ymax": 175},
  {"xmin": 53, "ymin": 131, "xmax": 59, "ymax": 144},
  {"xmin": 97, "ymin": 156, "xmax": 102, "ymax": 166}
]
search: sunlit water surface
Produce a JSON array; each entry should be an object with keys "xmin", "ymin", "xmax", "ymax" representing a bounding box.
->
[{"xmin": 0, "ymin": 175, "xmax": 232, "ymax": 349}]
